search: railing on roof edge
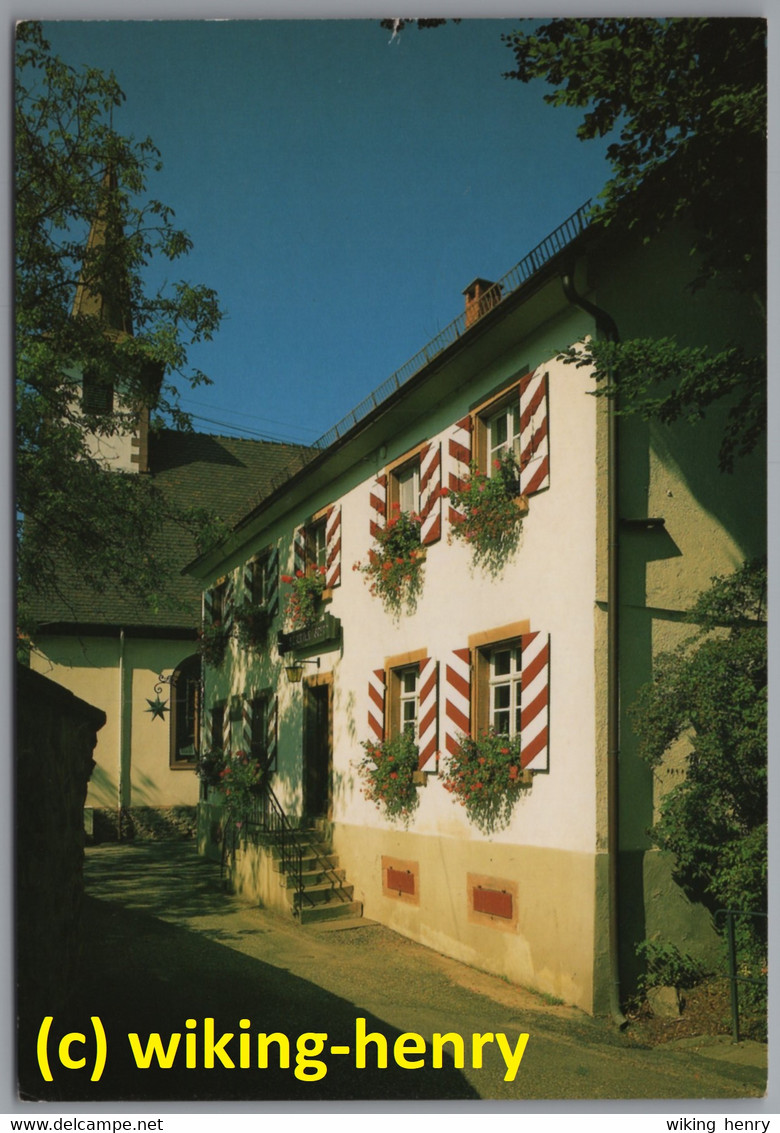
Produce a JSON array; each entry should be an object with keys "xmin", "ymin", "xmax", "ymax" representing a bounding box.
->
[{"xmin": 267, "ymin": 199, "xmax": 593, "ymax": 496}]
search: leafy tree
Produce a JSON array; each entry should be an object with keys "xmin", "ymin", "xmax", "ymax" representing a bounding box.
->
[
  {"xmin": 503, "ymin": 17, "xmax": 767, "ymax": 472},
  {"xmin": 16, "ymin": 21, "xmax": 224, "ymax": 628},
  {"xmin": 630, "ymin": 560, "xmax": 767, "ymax": 929}
]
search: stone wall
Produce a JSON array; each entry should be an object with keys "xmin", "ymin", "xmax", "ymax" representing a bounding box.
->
[
  {"xmin": 89, "ymin": 805, "xmax": 197, "ymax": 843},
  {"xmin": 16, "ymin": 664, "xmax": 105, "ymax": 1021}
]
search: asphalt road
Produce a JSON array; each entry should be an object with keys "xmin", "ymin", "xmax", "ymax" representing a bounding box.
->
[{"xmin": 18, "ymin": 841, "xmax": 768, "ymax": 1104}]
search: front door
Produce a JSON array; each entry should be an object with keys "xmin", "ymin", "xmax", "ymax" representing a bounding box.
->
[{"xmin": 303, "ymin": 678, "xmax": 331, "ymax": 818}]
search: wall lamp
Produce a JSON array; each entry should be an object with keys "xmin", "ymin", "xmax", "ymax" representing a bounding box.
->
[{"xmin": 284, "ymin": 657, "xmax": 320, "ymax": 684}]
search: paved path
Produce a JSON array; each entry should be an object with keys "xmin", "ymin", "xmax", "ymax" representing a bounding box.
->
[{"xmin": 20, "ymin": 842, "xmax": 768, "ymax": 1104}]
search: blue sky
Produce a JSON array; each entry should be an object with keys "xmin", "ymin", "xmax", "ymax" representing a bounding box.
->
[{"xmin": 42, "ymin": 19, "xmax": 614, "ymax": 447}]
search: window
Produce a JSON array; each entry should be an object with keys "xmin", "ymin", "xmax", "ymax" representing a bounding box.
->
[
  {"xmin": 488, "ymin": 645, "xmax": 522, "ymax": 738},
  {"xmin": 208, "ymin": 580, "xmax": 229, "ymax": 624},
  {"xmin": 372, "ymin": 442, "xmax": 442, "ymax": 546},
  {"xmin": 250, "ymin": 695, "xmax": 268, "ymax": 764},
  {"xmin": 485, "ymin": 400, "xmax": 521, "ymax": 475},
  {"xmin": 390, "ymin": 458, "xmax": 421, "ymax": 516},
  {"xmin": 307, "ymin": 519, "xmax": 327, "ymax": 573},
  {"xmin": 442, "ymin": 624, "xmax": 550, "ymax": 773},
  {"xmin": 397, "ymin": 666, "xmax": 419, "ymax": 738},
  {"xmin": 169, "ymin": 655, "xmax": 200, "ymax": 767},
  {"xmin": 449, "ymin": 369, "xmax": 549, "ymax": 506},
  {"xmin": 81, "ymin": 370, "xmax": 114, "ymax": 415},
  {"xmin": 210, "ymin": 703, "xmax": 225, "ymax": 752},
  {"xmin": 368, "ymin": 652, "xmax": 439, "ymax": 770},
  {"xmin": 294, "ymin": 506, "xmax": 342, "ymax": 589}
]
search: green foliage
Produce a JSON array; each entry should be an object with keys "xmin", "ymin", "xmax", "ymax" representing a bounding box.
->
[
  {"xmin": 442, "ymin": 731, "xmax": 528, "ymax": 834},
  {"xmin": 354, "ymin": 506, "xmax": 425, "ymax": 616},
  {"xmin": 217, "ymin": 750, "xmax": 266, "ymax": 840},
  {"xmin": 357, "ymin": 732, "xmax": 420, "ymax": 824},
  {"xmin": 447, "ymin": 453, "xmax": 525, "ymax": 573},
  {"xmin": 559, "ymin": 337, "xmax": 765, "ymax": 473},
  {"xmin": 635, "ymin": 940, "xmax": 709, "ymax": 995},
  {"xmin": 197, "ymin": 620, "xmax": 230, "ymax": 667},
  {"xmin": 16, "ymin": 22, "xmax": 224, "ymax": 626},
  {"xmin": 503, "ymin": 18, "xmax": 766, "ymax": 300},
  {"xmin": 233, "ymin": 602, "xmax": 271, "ymax": 649},
  {"xmin": 195, "ymin": 747, "xmax": 225, "ymax": 789},
  {"xmin": 503, "ymin": 19, "xmax": 766, "ymax": 471},
  {"xmin": 630, "ymin": 561, "xmax": 767, "ymax": 931}
]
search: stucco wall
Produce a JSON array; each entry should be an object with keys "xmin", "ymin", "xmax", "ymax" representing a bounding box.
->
[{"xmin": 31, "ymin": 634, "xmax": 200, "ymax": 815}]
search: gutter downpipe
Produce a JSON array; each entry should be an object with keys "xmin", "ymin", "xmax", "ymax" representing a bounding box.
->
[
  {"xmin": 560, "ymin": 269, "xmax": 626, "ymax": 1026},
  {"xmin": 118, "ymin": 627, "xmax": 128, "ymax": 840}
]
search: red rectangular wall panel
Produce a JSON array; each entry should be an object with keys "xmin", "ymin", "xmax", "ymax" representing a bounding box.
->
[
  {"xmin": 473, "ymin": 886, "xmax": 513, "ymax": 919},
  {"xmin": 386, "ymin": 867, "xmax": 416, "ymax": 895}
]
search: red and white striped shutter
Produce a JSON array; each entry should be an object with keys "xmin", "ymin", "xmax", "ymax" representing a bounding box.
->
[
  {"xmin": 518, "ymin": 367, "xmax": 550, "ymax": 496},
  {"xmin": 417, "ymin": 657, "xmax": 439, "ymax": 771},
  {"xmin": 224, "ymin": 573, "xmax": 236, "ymax": 629},
  {"xmin": 447, "ymin": 415, "xmax": 473, "ymax": 526},
  {"xmin": 242, "ymin": 696, "xmax": 253, "ymax": 754},
  {"xmin": 266, "ymin": 694, "xmax": 278, "ymax": 771},
  {"xmin": 243, "ymin": 557, "xmax": 255, "ymax": 602},
  {"xmin": 203, "ymin": 585, "xmax": 214, "ymax": 626},
  {"xmin": 293, "ymin": 525, "xmax": 306, "ymax": 575},
  {"xmin": 222, "ymin": 704, "xmax": 232, "ymax": 756},
  {"xmin": 265, "ymin": 546, "xmax": 279, "ymax": 617},
  {"xmin": 325, "ymin": 505, "xmax": 342, "ymax": 588},
  {"xmin": 520, "ymin": 631, "xmax": 550, "ymax": 770},
  {"xmin": 419, "ymin": 442, "xmax": 442, "ymax": 545},
  {"xmin": 367, "ymin": 669, "xmax": 386, "ymax": 742},
  {"xmin": 370, "ymin": 474, "xmax": 387, "ymax": 539},
  {"xmin": 444, "ymin": 647, "xmax": 471, "ymax": 758}
]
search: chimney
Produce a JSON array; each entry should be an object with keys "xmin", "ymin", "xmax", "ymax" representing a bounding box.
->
[{"xmin": 463, "ymin": 277, "xmax": 502, "ymax": 329}]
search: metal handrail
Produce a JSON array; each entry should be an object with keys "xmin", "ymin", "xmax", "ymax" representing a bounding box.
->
[
  {"xmin": 243, "ymin": 777, "xmax": 307, "ymax": 911},
  {"xmin": 267, "ymin": 199, "xmax": 594, "ymax": 493},
  {"xmin": 714, "ymin": 908, "xmax": 768, "ymax": 1043}
]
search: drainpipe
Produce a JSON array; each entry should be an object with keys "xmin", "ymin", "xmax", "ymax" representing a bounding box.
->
[
  {"xmin": 117, "ymin": 627, "xmax": 129, "ymax": 838},
  {"xmin": 560, "ymin": 270, "xmax": 626, "ymax": 1026}
]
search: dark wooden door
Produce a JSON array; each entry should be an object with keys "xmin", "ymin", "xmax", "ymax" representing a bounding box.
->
[{"xmin": 303, "ymin": 681, "xmax": 331, "ymax": 818}]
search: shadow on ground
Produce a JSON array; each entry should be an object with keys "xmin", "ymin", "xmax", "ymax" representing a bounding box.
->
[{"xmin": 18, "ymin": 890, "xmax": 479, "ymax": 1103}]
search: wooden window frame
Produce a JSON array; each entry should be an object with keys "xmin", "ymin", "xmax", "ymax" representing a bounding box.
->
[
  {"xmin": 385, "ymin": 441, "xmax": 428, "ymax": 517},
  {"xmin": 469, "ymin": 378, "xmax": 525, "ymax": 493},
  {"xmin": 384, "ymin": 648, "xmax": 427, "ymax": 741},
  {"xmin": 169, "ymin": 654, "xmax": 201, "ymax": 769},
  {"xmin": 468, "ymin": 621, "xmax": 530, "ymax": 737}
]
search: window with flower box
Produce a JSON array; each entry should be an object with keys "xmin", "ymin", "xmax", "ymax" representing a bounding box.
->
[
  {"xmin": 293, "ymin": 505, "xmax": 342, "ymax": 590},
  {"xmin": 447, "ymin": 367, "xmax": 550, "ymax": 523},
  {"xmin": 370, "ymin": 441, "xmax": 442, "ymax": 547},
  {"xmin": 368, "ymin": 650, "xmax": 439, "ymax": 772},
  {"xmin": 443, "ymin": 622, "xmax": 550, "ymax": 773}
]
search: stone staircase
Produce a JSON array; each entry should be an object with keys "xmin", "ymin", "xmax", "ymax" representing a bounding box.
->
[{"xmin": 272, "ymin": 821, "xmax": 364, "ymax": 926}]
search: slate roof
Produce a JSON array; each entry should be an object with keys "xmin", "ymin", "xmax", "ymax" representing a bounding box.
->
[{"xmin": 29, "ymin": 429, "xmax": 308, "ymax": 633}]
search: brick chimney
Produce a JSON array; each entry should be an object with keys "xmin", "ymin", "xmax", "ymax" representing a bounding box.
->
[{"xmin": 463, "ymin": 277, "xmax": 502, "ymax": 329}]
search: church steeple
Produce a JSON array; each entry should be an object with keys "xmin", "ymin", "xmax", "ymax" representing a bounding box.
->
[{"xmin": 72, "ymin": 167, "xmax": 134, "ymax": 336}]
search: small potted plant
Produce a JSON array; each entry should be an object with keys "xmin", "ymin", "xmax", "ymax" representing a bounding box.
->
[
  {"xmin": 195, "ymin": 747, "xmax": 226, "ymax": 789},
  {"xmin": 441, "ymin": 730, "xmax": 530, "ymax": 833},
  {"xmin": 356, "ymin": 730, "xmax": 420, "ymax": 824},
  {"xmin": 217, "ymin": 749, "xmax": 268, "ymax": 844},
  {"xmin": 353, "ymin": 505, "xmax": 425, "ymax": 615},
  {"xmin": 448, "ymin": 451, "xmax": 526, "ymax": 574},
  {"xmin": 233, "ymin": 602, "xmax": 271, "ymax": 648},
  {"xmin": 280, "ymin": 567, "xmax": 327, "ymax": 629}
]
